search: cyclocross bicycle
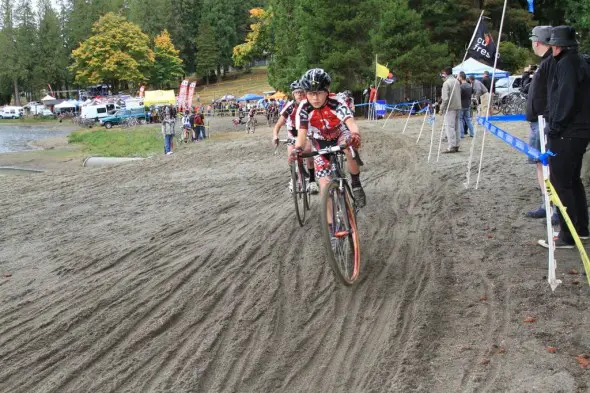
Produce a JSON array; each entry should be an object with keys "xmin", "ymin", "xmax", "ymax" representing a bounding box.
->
[
  {"xmin": 278, "ymin": 139, "xmax": 311, "ymax": 226},
  {"xmin": 300, "ymin": 144, "xmax": 361, "ymax": 285}
]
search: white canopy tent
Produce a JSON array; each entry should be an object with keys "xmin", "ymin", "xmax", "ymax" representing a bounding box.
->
[
  {"xmin": 452, "ymin": 58, "xmax": 510, "ymax": 79},
  {"xmin": 54, "ymin": 100, "xmax": 77, "ymax": 109}
]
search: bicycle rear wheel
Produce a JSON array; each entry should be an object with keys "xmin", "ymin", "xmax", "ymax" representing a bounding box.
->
[
  {"xmin": 291, "ymin": 160, "xmax": 307, "ymax": 226},
  {"xmin": 320, "ymin": 181, "xmax": 360, "ymax": 285}
]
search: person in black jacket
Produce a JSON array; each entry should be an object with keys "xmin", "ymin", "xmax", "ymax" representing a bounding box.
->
[
  {"xmin": 524, "ymin": 26, "xmax": 556, "ymax": 220},
  {"xmin": 539, "ymin": 26, "xmax": 590, "ymax": 249},
  {"xmin": 520, "ymin": 64, "xmax": 537, "ymax": 95}
]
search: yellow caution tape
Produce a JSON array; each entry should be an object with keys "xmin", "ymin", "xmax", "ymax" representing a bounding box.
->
[{"xmin": 545, "ymin": 179, "xmax": 590, "ymax": 286}]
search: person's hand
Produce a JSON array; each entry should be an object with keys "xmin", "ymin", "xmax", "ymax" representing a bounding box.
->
[
  {"xmin": 289, "ymin": 148, "xmax": 301, "ymax": 163},
  {"xmin": 348, "ymin": 133, "xmax": 361, "ymax": 149},
  {"xmin": 273, "ymin": 137, "xmax": 279, "ymax": 147}
]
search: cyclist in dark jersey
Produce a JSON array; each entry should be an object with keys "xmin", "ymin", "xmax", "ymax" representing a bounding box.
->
[
  {"xmin": 295, "ymin": 68, "xmax": 366, "ymax": 207},
  {"xmin": 273, "ymin": 80, "xmax": 319, "ymax": 194}
]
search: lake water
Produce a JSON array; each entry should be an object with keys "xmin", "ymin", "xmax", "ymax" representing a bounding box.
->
[{"xmin": 0, "ymin": 123, "xmax": 73, "ymax": 153}]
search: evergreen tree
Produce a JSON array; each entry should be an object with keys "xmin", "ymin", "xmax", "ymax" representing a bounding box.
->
[
  {"xmin": 201, "ymin": 0, "xmax": 237, "ymax": 74},
  {"xmin": 128, "ymin": 0, "xmax": 173, "ymax": 38},
  {"xmin": 14, "ymin": 0, "xmax": 37, "ymax": 99},
  {"xmin": 167, "ymin": 0, "xmax": 201, "ymax": 73},
  {"xmin": 267, "ymin": 0, "xmax": 304, "ymax": 91},
  {"xmin": 567, "ymin": 0, "xmax": 590, "ymax": 51},
  {"xmin": 0, "ymin": 0, "xmax": 21, "ymax": 104},
  {"xmin": 65, "ymin": 0, "xmax": 126, "ymax": 51},
  {"xmin": 195, "ymin": 23, "xmax": 218, "ymax": 84},
  {"xmin": 150, "ymin": 29, "xmax": 184, "ymax": 88},
  {"xmin": 291, "ymin": 0, "xmax": 376, "ymax": 91},
  {"xmin": 372, "ymin": 0, "xmax": 450, "ymax": 84},
  {"xmin": 35, "ymin": 0, "xmax": 64, "ymax": 96}
]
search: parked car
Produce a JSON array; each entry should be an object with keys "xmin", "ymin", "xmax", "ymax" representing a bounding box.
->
[
  {"xmin": 99, "ymin": 108, "xmax": 147, "ymax": 129},
  {"xmin": 495, "ymin": 76, "xmax": 522, "ymax": 101},
  {"xmin": 0, "ymin": 106, "xmax": 22, "ymax": 119}
]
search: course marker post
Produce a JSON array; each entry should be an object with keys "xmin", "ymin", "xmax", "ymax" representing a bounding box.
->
[
  {"xmin": 416, "ymin": 106, "xmax": 430, "ymax": 143},
  {"xmin": 538, "ymin": 115, "xmax": 560, "ymax": 291},
  {"xmin": 402, "ymin": 102, "xmax": 416, "ymax": 134}
]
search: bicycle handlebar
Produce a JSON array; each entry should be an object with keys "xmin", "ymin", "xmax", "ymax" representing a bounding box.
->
[{"xmin": 299, "ymin": 144, "xmax": 348, "ymax": 158}]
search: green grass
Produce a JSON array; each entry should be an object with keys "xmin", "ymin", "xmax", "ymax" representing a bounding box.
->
[
  {"xmin": 1, "ymin": 117, "xmax": 59, "ymax": 125},
  {"xmin": 68, "ymin": 125, "xmax": 163, "ymax": 157}
]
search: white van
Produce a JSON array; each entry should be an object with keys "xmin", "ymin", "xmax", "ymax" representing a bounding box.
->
[
  {"xmin": 80, "ymin": 103, "xmax": 121, "ymax": 120},
  {"xmin": 0, "ymin": 106, "xmax": 23, "ymax": 119}
]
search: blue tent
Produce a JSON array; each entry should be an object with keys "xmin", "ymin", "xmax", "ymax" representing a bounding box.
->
[{"xmin": 237, "ymin": 93, "xmax": 264, "ymax": 102}]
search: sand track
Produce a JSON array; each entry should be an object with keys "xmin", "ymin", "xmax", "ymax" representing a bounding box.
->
[{"xmin": 1, "ymin": 119, "xmax": 589, "ymax": 392}]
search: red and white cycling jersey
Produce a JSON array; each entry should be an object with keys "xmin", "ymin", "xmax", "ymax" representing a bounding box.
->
[
  {"xmin": 296, "ymin": 97, "xmax": 353, "ymax": 141},
  {"xmin": 280, "ymin": 100, "xmax": 298, "ymax": 130}
]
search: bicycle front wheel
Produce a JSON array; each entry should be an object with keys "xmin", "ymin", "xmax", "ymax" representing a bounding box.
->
[
  {"xmin": 320, "ymin": 181, "xmax": 360, "ymax": 285},
  {"xmin": 291, "ymin": 161, "xmax": 307, "ymax": 226}
]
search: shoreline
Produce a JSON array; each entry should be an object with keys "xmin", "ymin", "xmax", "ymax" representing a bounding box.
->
[{"xmin": 0, "ymin": 135, "xmax": 84, "ymax": 171}]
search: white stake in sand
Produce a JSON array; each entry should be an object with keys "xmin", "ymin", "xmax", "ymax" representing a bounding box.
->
[
  {"xmin": 416, "ymin": 106, "xmax": 430, "ymax": 143},
  {"xmin": 428, "ymin": 113, "xmax": 437, "ymax": 162},
  {"xmin": 402, "ymin": 102, "xmax": 416, "ymax": 134},
  {"xmin": 538, "ymin": 115, "xmax": 560, "ymax": 291}
]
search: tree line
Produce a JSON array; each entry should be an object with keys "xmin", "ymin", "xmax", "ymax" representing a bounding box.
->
[
  {"xmin": 263, "ymin": 0, "xmax": 589, "ymax": 92},
  {"xmin": 0, "ymin": 0, "xmax": 587, "ymax": 105},
  {"xmin": 0, "ymin": 0, "xmax": 262, "ymax": 105}
]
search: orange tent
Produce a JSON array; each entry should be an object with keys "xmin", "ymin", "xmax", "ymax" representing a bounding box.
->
[{"xmin": 267, "ymin": 91, "xmax": 288, "ymax": 100}]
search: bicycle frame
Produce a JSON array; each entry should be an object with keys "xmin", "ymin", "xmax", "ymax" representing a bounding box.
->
[{"xmin": 301, "ymin": 144, "xmax": 357, "ymax": 208}]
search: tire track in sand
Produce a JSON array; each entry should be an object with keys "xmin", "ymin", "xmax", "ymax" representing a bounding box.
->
[{"xmin": 0, "ymin": 122, "xmax": 462, "ymax": 392}]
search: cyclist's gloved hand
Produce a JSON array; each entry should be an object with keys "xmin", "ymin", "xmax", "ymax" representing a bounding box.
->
[
  {"xmin": 348, "ymin": 133, "xmax": 361, "ymax": 149},
  {"xmin": 273, "ymin": 137, "xmax": 279, "ymax": 147}
]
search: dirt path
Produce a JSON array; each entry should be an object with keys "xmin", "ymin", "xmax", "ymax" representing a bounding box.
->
[{"xmin": 0, "ymin": 117, "xmax": 588, "ymax": 392}]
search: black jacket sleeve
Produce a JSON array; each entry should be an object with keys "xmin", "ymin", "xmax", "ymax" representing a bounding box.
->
[
  {"xmin": 550, "ymin": 58, "xmax": 579, "ymax": 134},
  {"xmin": 521, "ymin": 73, "xmax": 532, "ymax": 94}
]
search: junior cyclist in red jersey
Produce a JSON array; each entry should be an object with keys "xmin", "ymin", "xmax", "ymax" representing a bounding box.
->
[
  {"xmin": 273, "ymin": 80, "xmax": 319, "ymax": 194},
  {"xmin": 295, "ymin": 68, "xmax": 366, "ymax": 207}
]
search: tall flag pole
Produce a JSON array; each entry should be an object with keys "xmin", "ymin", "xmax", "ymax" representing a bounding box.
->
[
  {"xmin": 475, "ymin": 0, "xmax": 508, "ymax": 189},
  {"xmin": 373, "ymin": 54, "xmax": 379, "ymax": 120}
]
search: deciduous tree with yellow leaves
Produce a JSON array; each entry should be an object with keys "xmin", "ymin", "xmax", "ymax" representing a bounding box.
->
[
  {"xmin": 70, "ymin": 12, "xmax": 154, "ymax": 93},
  {"xmin": 232, "ymin": 8, "xmax": 271, "ymax": 68},
  {"xmin": 150, "ymin": 29, "xmax": 184, "ymax": 89}
]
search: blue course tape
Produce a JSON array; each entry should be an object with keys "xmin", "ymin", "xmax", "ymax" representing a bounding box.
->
[
  {"xmin": 355, "ymin": 98, "xmax": 431, "ymax": 108},
  {"xmin": 477, "ymin": 117, "xmax": 554, "ymax": 165},
  {"xmin": 484, "ymin": 114, "xmax": 526, "ymax": 122}
]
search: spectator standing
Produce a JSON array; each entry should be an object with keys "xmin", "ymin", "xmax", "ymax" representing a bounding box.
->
[
  {"xmin": 458, "ymin": 72, "xmax": 475, "ymax": 138},
  {"xmin": 469, "ymin": 75, "xmax": 489, "ymax": 115},
  {"xmin": 440, "ymin": 67, "xmax": 462, "ymax": 153},
  {"xmin": 369, "ymin": 84, "xmax": 377, "ymax": 119},
  {"xmin": 194, "ymin": 111, "xmax": 206, "ymax": 140},
  {"xmin": 539, "ymin": 26, "xmax": 590, "ymax": 248},
  {"xmin": 482, "ymin": 71, "xmax": 492, "ymax": 92},
  {"xmin": 524, "ymin": 26, "xmax": 556, "ymax": 220},
  {"xmin": 161, "ymin": 105, "xmax": 175, "ymax": 155}
]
